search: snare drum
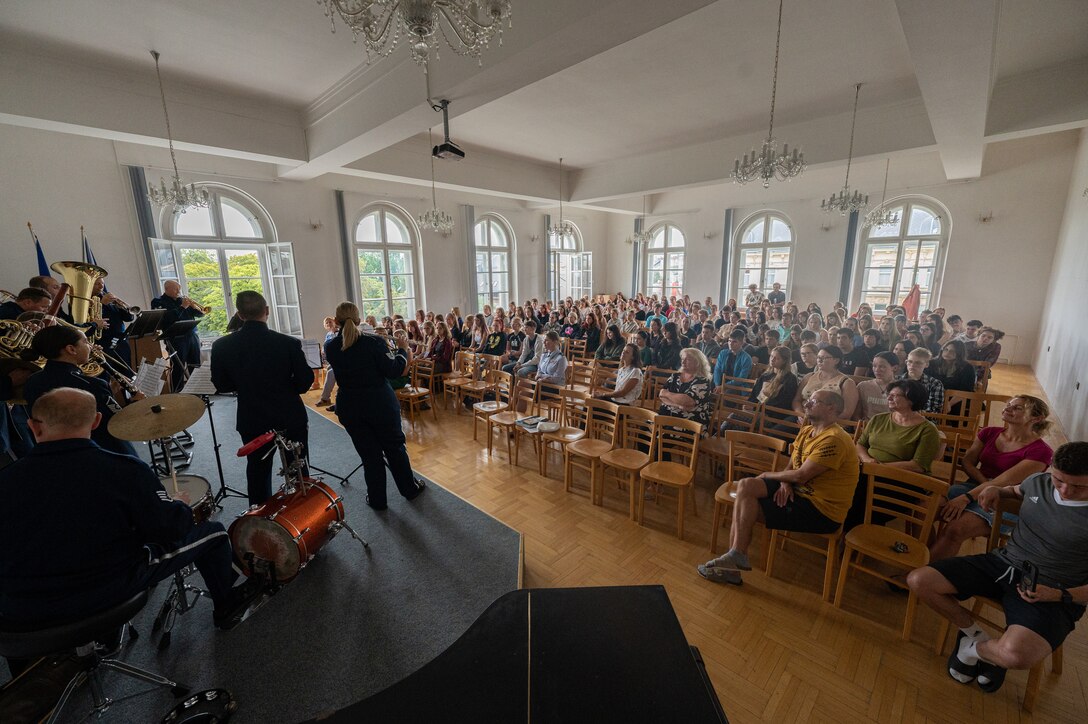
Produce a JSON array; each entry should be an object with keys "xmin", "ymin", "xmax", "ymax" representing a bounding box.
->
[
  {"xmin": 228, "ymin": 479, "xmax": 345, "ymax": 583},
  {"xmin": 163, "ymin": 474, "xmax": 214, "ymax": 524}
]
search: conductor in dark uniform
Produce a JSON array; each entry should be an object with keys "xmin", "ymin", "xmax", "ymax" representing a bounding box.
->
[
  {"xmin": 151, "ymin": 280, "xmax": 204, "ymax": 390},
  {"xmin": 211, "ymin": 291, "xmax": 314, "ymax": 506},
  {"xmin": 325, "ymin": 301, "xmax": 425, "ymax": 511}
]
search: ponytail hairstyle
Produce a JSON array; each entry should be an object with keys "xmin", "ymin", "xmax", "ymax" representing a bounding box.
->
[{"xmin": 335, "ymin": 301, "xmax": 362, "ymax": 351}]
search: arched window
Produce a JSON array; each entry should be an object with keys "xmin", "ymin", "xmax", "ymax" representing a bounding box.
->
[
  {"xmin": 354, "ymin": 204, "xmax": 421, "ymax": 319},
  {"xmin": 643, "ymin": 223, "xmax": 685, "ymax": 300},
  {"xmin": 854, "ymin": 199, "xmax": 949, "ymax": 314},
  {"xmin": 547, "ymin": 224, "xmax": 591, "ymax": 301},
  {"xmin": 153, "ymin": 184, "xmax": 301, "ymax": 338},
  {"xmin": 474, "ymin": 215, "xmax": 514, "ymax": 310},
  {"xmin": 733, "ymin": 212, "xmax": 793, "ymax": 302}
]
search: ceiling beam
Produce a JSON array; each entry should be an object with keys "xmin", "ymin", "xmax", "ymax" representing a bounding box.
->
[{"xmin": 894, "ymin": 0, "xmax": 998, "ymax": 180}]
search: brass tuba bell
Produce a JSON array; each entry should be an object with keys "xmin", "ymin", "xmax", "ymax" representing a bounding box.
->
[{"xmin": 50, "ymin": 261, "xmax": 108, "ymax": 327}]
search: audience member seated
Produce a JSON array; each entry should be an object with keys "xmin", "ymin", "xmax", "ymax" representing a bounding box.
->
[
  {"xmin": 928, "ymin": 340, "xmax": 976, "ymax": 394},
  {"xmin": 594, "ymin": 343, "xmax": 644, "ymax": 405},
  {"xmin": 594, "ymin": 324, "xmax": 625, "ymax": 362},
  {"xmin": 855, "ymin": 351, "xmax": 901, "ymax": 420},
  {"xmin": 698, "ymin": 390, "xmax": 860, "ymax": 585},
  {"xmin": 792, "ymin": 346, "xmax": 858, "ymax": 421},
  {"xmin": 930, "ymin": 395, "xmax": 1053, "ymax": 561},
  {"xmin": 654, "ymin": 322, "xmax": 684, "ymax": 370},
  {"xmin": 427, "ymin": 320, "xmax": 456, "ymax": 374},
  {"xmin": 582, "ymin": 314, "xmax": 602, "ymax": 354},
  {"xmin": 479, "ymin": 318, "xmax": 508, "ymax": 357},
  {"xmin": 504, "ymin": 317, "xmax": 526, "ymax": 366},
  {"xmin": 712, "ymin": 329, "xmax": 753, "ymax": 388},
  {"xmin": 727, "ymin": 345, "xmax": 798, "ymax": 430},
  {"xmin": 695, "ymin": 323, "xmax": 722, "ymax": 363},
  {"xmin": 845, "ymin": 379, "xmax": 940, "ymax": 531},
  {"xmin": 535, "ymin": 331, "xmax": 567, "ymax": 386},
  {"xmin": 633, "ymin": 329, "xmax": 655, "ymax": 367},
  {"xmin": 658, "ymin": 348, "xmax": 713, "ymax": 430},
  {"xmin": 835, "ymin": 328, "xmax": 871, "ymax": 376},
  {"xmin": 907, "ymin": 442, "xmax": 1088, "ymax": 695},
  {"xmin": 745, "ymin": 329, "xmax": 779, "ymax": 366},
  {"xmin": 966, "ymin": 326, "xmax": 1003, "ymax": 383},
  {"xmin": 0, "ymin": 389, "xmax": 261, "ymax": 637},
  {"xmin": 898, "ymin": 347, "xmax": 945, "ymax": 413}
]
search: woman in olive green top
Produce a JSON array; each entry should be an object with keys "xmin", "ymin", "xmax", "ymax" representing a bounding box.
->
[{"xmin": 844, "ymin": 379, "xmax": 940, "ymax": 531}]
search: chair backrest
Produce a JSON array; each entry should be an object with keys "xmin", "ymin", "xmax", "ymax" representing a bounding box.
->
[
  {"xmin": 453, "ymin": 351, "xmax": 476, "ymax": 377},
  {"xmin": 651, "ymin": 415, "xmax": 702, "ymax": 469},
  {"xmin": 585, "ymin": 398, "xmax": 621, "ymax": 446},
  {"xmin": 860, "ymin": 462, "xmax": 948, "ymax": 540},
  {"xmin": 642, "ymin": 367, "xmax": 674, "ymax": 402},
  {"xmin": 512, "ymin": 376, "xmax": 538, "ymax": 409},
  {"xmin": 557, "ymin": 388, "xmax": 590, "ymax": 429},
  {"xmin": 923, "ymin": 410, "xmax": 979, "ymax": 435},
  {"xmin": 943, "ymin": 391, "xmax": 1011, "ymax": 428},
  {"xmin": 590, "ymin": 364, "xmax": 619, "ymax": 395},
  {"xmin": 837, "ymin": 417, "xmax": 861, "ymax": 441},
  {"xmin": 412, "ymin": 358, "xmax": 436, "ymax": 387},
  {"xmin": 595, "ymin": 359, "xmax": 621, "ymax": 371},
  {"xmin": 717, "ymin": 375, "xmax": 755, "ymax": 411},
  {"xmin": 616, "ymin": 405, "xmax": 657, "ymax": 453},
  {"xmin": 569, "ymin": 362, "xmax": 594, "ymax": 389},
  {"xmin": 751, "ymin": 362, "xmax": 769, "ymax": 378},
  {"xmin": 492, "ymin": 370, "xmax": 514, "ymax": 404},
  {"xmin": 568, "ymin": 338, "xmax": 587, "ymax": 360},
  {"xmin": 758, "ymin": 403, "xmax": 803, "ymax": 444},
  {"xmin": 942, "ymin": 432, "xmax": 974, "ymax": 484},
  {"xmin": 987, "ymin": 496, "xmax": 1023, "ymax": 550},
  {"xmin": 967, "ymin": 360, "xmax": 992, "ymax": 391},
  {"xmin": 535, "ymin": 381, "xmax": 566, "ymax": 419},
  {"xmin": 479, "ymin": 354, "xmax": 504, "ymax": 374},
  {"xmin": 726, "ymin": 431, "xmax": 789, "ymax": 479}
]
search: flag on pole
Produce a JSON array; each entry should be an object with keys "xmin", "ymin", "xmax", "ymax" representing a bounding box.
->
[
  {"xmin": 81, "ymin": 227, "xmax": 107, "ymax": 292},
  {"xmin": 28, "ymin": 222, "xmax": 50, "ymax": 276},
  {"xmin": 901, "ymin": 283, "xmax": 921, "ymax": 322}
]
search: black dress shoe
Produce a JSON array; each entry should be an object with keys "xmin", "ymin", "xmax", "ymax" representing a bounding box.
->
[
  {"xmin": 365, "ymin": 494, "xmax": 388, "ymax": 511},
  {"xmin": 404, "ymin": 478, "xmax": 427, "ymax": 501}
]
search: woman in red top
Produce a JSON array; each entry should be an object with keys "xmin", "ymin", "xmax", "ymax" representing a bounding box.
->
[{"xmin": 929, "ymin": 395, "xmax": 1053, "ymax": 560}]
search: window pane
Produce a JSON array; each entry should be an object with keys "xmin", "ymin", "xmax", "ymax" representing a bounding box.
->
[
  {"xmin": 491, "ymin": 223, "xmax": 507, "ymax": 247},
  {"xmin": 391, "ymin": 298, "xmax": 413, "ymax": 318},
  {"xmin": 740, "ymin": 268, "xmax": 760, "ymax": 289},
  {"xmin": 918, "ymin": 241, "xmax": 939, "ymax": 267},
  {"xmin": 860, "ymin": 291, "xmax": 890, "ymax": 312},
  {"xmin": 770, "ymin": 219, "xmax": 791, "ymax": 242},
  {"xmin": 908, "ymin": 206, "xmax": 941, "ymax": 236},
  {"xmin": 766, "ymin": 247, "xmax": 790, "ymax": 268},
  {"xmin": 174, "ymin": 206, "xmax": 215, "ymax": 237},
  {"xmin": 388, "ymin": 250, "xmax": 412, "ymax": 275},
  {"xmin": 865, "ymin": 243, "xmax": 899, "ymax": 268},
  {"xmin": 360, "ymin": 275, "xmax": 386, "ymax": 300},
  {"xmin": 187, "ymin": 279, "xmax": 226, "ymax": 338},
  {"xmin": 220, "ymin": 198, "xmax": 262, "ymax": 238},
  {"xmin": 181, "ymin": 248, "xmax": 220, "ymax": 279},
  {"xmin": 362, "ymin": 300, "xmax": 387, "ymax": 319},
  {"xmin": 666, "ymin": 271, "xmax": 683, "ymax": 297},
  {"xmin": 740, "ymin": 249, "xmax": 763, "ymax": 269},
  {"xmin": 867, "ymin": 209, "xmax": 903, "ymax": 238},
  {"xmin": 155, "ymin": 246, "xmax": 178, "ymax": 278},
  {"xmin": 648, "ymin": 270, "xmax": 664, "ymax": 290},
  {"xmin": 648, "ymin": 253, "xmax": 664, "ymax": 271},
  {"xmin": 358, "ymin": 250, "xmax": 385, "ymax": 274},
  {"xmin": 493, "ymin": 272, "xmax": 509, "ymax": 293},
  {"xmin": 390, "ymin": 274, "xmax": 412, "ymax": 298},
  {"xmin": 474, "ymin": 222, "xmax": 487, "ymax": 247},
  {"xmin": 225, "ymin": 249, "xmax": 260, "ymax": 278},
  {"xmin": 765, "ymin": 268, "xmax": 788, "ymax": 288},
  {"xmin": 385, "ymin": 214, "xmax": 409, "ymax": 244},
  {"xmin": 650, "ymin": 229, "xmax": 665, "ymax": 249},
  {"xmin": 475, "ymin": 252, "xmax": 488, "ymax": 274},
  {"xmin": 477, "ymin": 272, "xmax": 489, "ymax": 294},
  {"xmin": 667, "ymin": 226, "xmax": 685, "ymax": 248},
  {"xmin": 491, "ymin": 252, "xmax": 508, "ymax": 273},
  {"xmin": 863, "ymin": 267, "xmax": 894, "ymax": 292},
  {"xmin": 283, "ymin": 307, "xmax": 302, "ymax": 337},
  {"xmin": 355, "ymin": 212, "xmax": 379, "ymax": 243},
  {"xmin": 742, "ymin": 220, "xmax": 764, "ymax": 244},
  {"xmin": 666, "ymin": 252, "xmax": 684, "ymax": 270},
  {"xmin": 274, "ymin": 249, "xmax": 294, "ymax": 276}
]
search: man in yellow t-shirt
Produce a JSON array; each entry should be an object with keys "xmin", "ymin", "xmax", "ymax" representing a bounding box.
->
[{"xmin": 698, "ymin": 389, "xmax": 860, "ymax": 585}]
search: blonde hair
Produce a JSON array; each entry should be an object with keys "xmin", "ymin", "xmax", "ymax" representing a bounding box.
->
[
  {"xmin": 762, "ymin": 345, "xmax": 793, "ymax": 401},
  {"xmin": 1015, "ymin": 394, "xmax": 1053, "ymax": 435},
  {"xmin": 680, "ymin": 347, "xmax": 712, "ymax": 379},
  {"xmin": 335, "ymin": 301, "xmax": 361, "ymax": 350}
]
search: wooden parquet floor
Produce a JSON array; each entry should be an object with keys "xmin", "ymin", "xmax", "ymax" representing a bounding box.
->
[{"xmin": 303, "ymin": 366, "xmax": 1085, "ymax": 723}]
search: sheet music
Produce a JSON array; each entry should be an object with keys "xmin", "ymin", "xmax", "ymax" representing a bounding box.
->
[
  {"xmin": 180, "ymin": 365, "xmax": 218, "ymax": 395},
  {"xmin": 134, "ymin": 359, "xmax": 167, "ymax": 397},
  {"xmin": 301, "ymin": 338, "xmax": 322, "ymax": 369}
]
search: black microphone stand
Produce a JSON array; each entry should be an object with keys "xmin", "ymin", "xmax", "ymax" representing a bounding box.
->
[{"xmin": 202, "ymin": 394, "xmax": 246, "ymax": 505}]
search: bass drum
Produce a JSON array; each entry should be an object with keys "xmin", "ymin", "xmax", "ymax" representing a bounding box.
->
[{"xmin": 228, "ymin": 479, "xmax": 345, "ymax": 583}]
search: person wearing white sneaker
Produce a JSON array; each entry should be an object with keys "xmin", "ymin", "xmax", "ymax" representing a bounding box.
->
[
  {"xmin": 907, "ymin": 442, "xmax": 1088, "ymax": 694},
  {"xmin": 698, "ymin": 390, "xmax": 859, "ymax": 585}
]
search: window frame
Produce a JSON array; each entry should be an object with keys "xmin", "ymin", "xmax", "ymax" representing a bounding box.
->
[
  {"xmin": 352, "ymin": 203, "xmax": 423, "ymax": 320},
  {"xmin": 642, "ymin": 222, "xmax": 686, "ymax": 301},
  {"xmin": 732, "ymin": 211, "xmax": 795, "ymax": 302},
  {"xmin": 548, "ymin": 222, "xmax": 587, "ymax": 301},
  {"xmin": 851, "ymin": 198, "xmax": 950, "ymax": 314},
  {"xmin": 474, "ymin": 214, "xmax": 515, "ymax": 311}
]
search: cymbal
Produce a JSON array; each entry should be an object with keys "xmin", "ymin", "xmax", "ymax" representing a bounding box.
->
[{"xmin": 108, "ymin": 393, "xmax": 206, "ymax": 441}]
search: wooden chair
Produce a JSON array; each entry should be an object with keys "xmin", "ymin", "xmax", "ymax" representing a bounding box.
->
[
  {"xmin": 699, "ymin": 394, "xmax": 759, "ymax": 479},
  {"xmin": 929, "ymin": 432, "xmax": 973, "ymax": 489},
  {"xmin": 639, "ymin": 367, "xmax": 675, "ymax": 410},
  {"xmin": 967, "ymin": 360, "xmax": 992, "ymax": 391},
  {"xmin": 443, "ymin": 352, "xmax": 478, "ymax": 413},
  {"xmin": 471, "ymin": 370, "xmax": 512, "ymax": 441},
  {"xmin": 459, "ymin": 364, "xmax": 496, "ymax": 414},
  {"xmin": 567, "ymin": 338, "xmax": 587, "ymax": 360},
  {"xmin": 709, "ymin": 431, "xmax": 789, "ymax": 554},
  {"xmin": 932, "ymin": 498, "xmax": 1062, "ymax": 713},
  {"xmin": 589, "ymin": 363, "xmax": 619, "ymax": 396},
  {"xmin": 539, "ymin": 389, "xmax": 589, "ymax": 477},
  {"xmin": 757, "ymin": 403, "xmax": 803, "ymax": 445},
  {"xmin": 766, "ymin": 525, "xmax": 842, "ymax": 603},
  {"xmin": 833, "ymin": 463, "xmax": 947, "ymax": 641},
  {"xmin": 944, "ymin": 391, "xmax": 1011, "ymax": 428},
  {"xmin": 487, "ymin": 377, "xmax": 536, "ymax": 462},
  {"xmin": 512, "ymin": 382, "xmax": 566, "ymax": 470},
  {"xmin": 636, "ymin": 416, "xmax": 703, "ymax": 540},
  {"xmin": 750, "ymin": 362, "xmax": 769, "ymax": 378},
  {"xmin": 600, "ymin": 406, "xmax": 658, "ymax": 519},
  {"xmin": 564, "ymin": 399, "xmax": 621, "ymax": 503},
  {"xmin": 395, "ymin": 358, "xmax": 438, "ymax": 426},
  {"xmin": 568, "ymin": 362, "xmax": 594, "ymax": 394}
]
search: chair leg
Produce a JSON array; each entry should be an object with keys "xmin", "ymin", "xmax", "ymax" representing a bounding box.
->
[
  {"xmin": 902, "ymin": 590, "xmax": 918, "ymax": 641},
  {"xmin": 822, "ymin": 536, "xmax": 837, "ymax": 602},
  {"xmin": 765, "ymin": 530, "xmax": 780, "ymax": 578},
  {"xmin": 473, "ymin": 413, "xmax": 479, "ymax": 440},
  {"xmin": 833, "ymin": 548, "xmax": 852, "ymax": 607},
  {"xmin": 1024, "ymin": 661, "xmax": 1042, "ymax": 712},
  {"xmin": 487, "ymin": 421, "xmax": 495, "ymax": 456},
  {"xmin": 430, "ymin": 397, "xmax": 438, "ymax": 421},
  {"xmin": 690, "ymin": 484, "xmax": 699, "ymax": 517},
  {"xmin": 1052, "ymin": 645, "xmax": 1063, "ymax": 674},
  {"xmin": 934, "ymin": 618, "xmax": 951, "ymax": 656},
  {"xmin": 590, "ymin": 460, "xmax": 601, "ymax": 505},
  {"xmin": 564, "ymin": 451, "xmax": 573, "ymax": 493},
  {"xmin": 676, "ymin": 487, "xmax": 685, "ymax": 539},
  {"xmin": 710, "ymin": 502, "xmax": 722, "ymax": 553},
  {"xmin": 636, "ymin": 478, "xmax": 646, "ymax": 524},
  {"xmin": 628, "ymin": 472, "xmax": 638, "ymax": 520}
]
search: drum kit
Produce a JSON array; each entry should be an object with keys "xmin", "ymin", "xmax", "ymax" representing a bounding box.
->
[{"xmin": 108, "ymin": 394, "xmax": 367, "ymax": 647}]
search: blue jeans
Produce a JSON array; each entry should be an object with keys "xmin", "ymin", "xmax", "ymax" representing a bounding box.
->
[
  {"xmin": 948, "ymin": 482, "xmax": 1018, "ymax": 534},
  {"xmin": 515, "ymin": 365, "xmax": 537, "ymax": 378}
]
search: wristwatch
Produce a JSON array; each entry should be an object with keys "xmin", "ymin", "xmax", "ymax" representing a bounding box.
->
[{"xmin": 1060, "ymin": 588, "xmax": 1074, "ymax": 605}]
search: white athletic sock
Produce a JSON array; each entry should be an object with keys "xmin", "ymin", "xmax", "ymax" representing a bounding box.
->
[{"xmin": 959, "ymin": 623, "xmax": 986, "ymax": 641}]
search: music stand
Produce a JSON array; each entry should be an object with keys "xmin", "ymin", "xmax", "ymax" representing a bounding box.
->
[{"xmin": 127, "ymin": 308, "xmax": 166, "ymax": 340}]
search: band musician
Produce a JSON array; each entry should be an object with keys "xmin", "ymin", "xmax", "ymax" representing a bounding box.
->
[
  {"xmin": 0, "ymin": 288, "xmax": 51, "ymax": 321},
  {"xmin": 92, "ymin": 277, "xmax": 135, "ymax": 368},
  {"xmin": 151, "ymin": 280, "xmax": 204, "ymax": 390},
  {"xmin": 210, "ymin": 291, "xmax": 314, "ymax": 506}
]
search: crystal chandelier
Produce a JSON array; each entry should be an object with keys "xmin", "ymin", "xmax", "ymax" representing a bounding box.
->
[
  {"xmin": 418, "ymin": 128, "xmax": 454, "ymax": 235},
  {"xmin": 318, "ymin": 0, "xmax": 512, "ymax": 71},
  {"xmin": 730, "ymin": 0, "xmax": 806, "ymax": 188},
  {"xmin": 627, "ymin": 195, "xmax": 653, "ymax": 245},
  {"xmin": 821, "ymin": 83, "xmax": 869, "ymax": 215},
  {"xmin": 547, "ymin": 158, "xmax": 575, "ymax": 243},
  {"xmin": 147, "ymin": 51, "xmax": 209, "ymax": 213},
  {"xmin": 863, "ymin": 158, "xmax": 901, "ymax": 229}
]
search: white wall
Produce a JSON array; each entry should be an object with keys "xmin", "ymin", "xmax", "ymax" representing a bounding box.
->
[{"xmin": 1035, "ymin": 127, "xmax": 1088, "ymax": 442}]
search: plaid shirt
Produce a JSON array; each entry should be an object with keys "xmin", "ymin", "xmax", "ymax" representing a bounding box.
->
[{"xmin": 897, "ymin": 372, "xmax": 945, "ymax": 413}]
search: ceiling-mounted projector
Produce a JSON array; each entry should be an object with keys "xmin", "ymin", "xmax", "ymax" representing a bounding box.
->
[{"xmin": 431, "ymin": 99, "xmax": 464, "ymax": 161}]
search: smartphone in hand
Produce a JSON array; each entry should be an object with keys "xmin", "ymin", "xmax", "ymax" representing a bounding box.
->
[{"xmin": 1020, "ymin": 561, "xmax": 1039, "ymax": 593}]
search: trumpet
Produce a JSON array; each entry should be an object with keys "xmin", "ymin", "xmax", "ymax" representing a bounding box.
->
[
  {"xmin": 102, "ymin": 293, "xmax": 140, "ymax": 314},
  {"xmin": 0, "ymin": 289, "xmax": 17, "ymax": 304},
  {"xmin": 182, "ymin": 297, "xmax": 212, "ymax": 314}
]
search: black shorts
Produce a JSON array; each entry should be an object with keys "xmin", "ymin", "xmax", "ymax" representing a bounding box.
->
[
  {"xmin": 929, "ymin": 553, "xmax": 1085, "ymax": 651},
  {"xmin": 757, "ymin": 479, "xmax": 840, "ymax": 534}
]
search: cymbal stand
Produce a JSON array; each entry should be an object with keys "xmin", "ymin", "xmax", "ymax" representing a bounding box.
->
[{"xmin": 202, "ymin": 395, "xmax": 245, "ymax": 505}]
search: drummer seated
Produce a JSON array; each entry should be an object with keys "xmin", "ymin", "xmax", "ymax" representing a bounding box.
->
[{"xmin": 0, "ymin": 388, "xmax": 262, "ymax": 634}]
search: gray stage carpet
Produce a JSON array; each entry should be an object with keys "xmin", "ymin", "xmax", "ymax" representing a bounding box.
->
[{"xmin": 46, "ymin": 395, "xmax": 521, "ymax": 723}]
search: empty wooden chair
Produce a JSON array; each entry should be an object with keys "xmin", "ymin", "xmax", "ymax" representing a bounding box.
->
[
  {"xmin": 539, "ymin": 389, "xmax": 590, "ymax": 478},
  {"xmin": 709, "ymin": 432, "xmax": 789, "ymax": 554},
  {"xmin": 600, "ymin": 406, "xmax": 657, "ymax": 519},
  {"xmin": 395, "ymin": 358, "xmax": 438, "ymax": 426},
  {"xmin": 568, "ymin": 362, "xmax": 594, "ymax": 394},
  {"xmin": 512, "ymin": 382, "xmax": 567, "ymax": 470},
  {"xmin": 472, "ymin": 370, "xmax": 513, "ymax": 441},
  {"xmin": 833, "ymin": 463, "xmax": 947, "ymax": 641},
  {"xmin": 486, "ymin": 377, "xmax": 536, "ymax": 462},
  {"xmin": 564, "ymin": 398, "xmax": 621, "ymax": 503},
  {"xmin": 443, "ymin": 351, "xmax": 478, "ymax": 412},
  {"xmin": 636, "ymin": 416, "xmax": 703, "ymax": 540}
]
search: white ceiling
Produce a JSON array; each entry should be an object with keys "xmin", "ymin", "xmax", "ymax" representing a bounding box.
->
[{"xmin": 1, "ymin": 0, "xmax": 1086, "ymax": 206}]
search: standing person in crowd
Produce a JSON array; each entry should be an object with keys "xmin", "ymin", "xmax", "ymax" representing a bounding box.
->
[
  {"xmin": 792, "ymin": 346, "xmax": 858, "ymax": 421},
  {"xmin": 898, "ymin": 347, "xmax": 945, "ymax": 413},
  {"xmin": 930, "ymin": 395, "xmax": 1053, "ymax": 560},
  {"xmin": 594, "ymin": 324, "xmax": 625, "ymax": 362},
  {"xmin": 744, "ymin": 284, "xmax": 765, "ymax": 307},
  {"xmin": 767, "ymin": 282, "xmax": 786, "ymax": 306},
  {"xmin": 324, "ymin": 302, "xmax": 424, "ymax": 511},
  {"xmin": 211, "ymin": 291, "xmax": 313, "ymax": 507},
  {"xmin": 929, "ymin": 340, "xmax": 977, "ymax": 394},
  {"xmin": 658, "ymin": 348, "xmax": 714, "ymax": 430},
  {"xmin": 151, "ymin": 280, "xmax": 205, "ymax": 391},
  {"xmin": 908, "ymin": 442, "xmax": 1088, "ymax": 695},
  {"xmin": 594, "ymin": 343, "xmax": 644, "ymax": 405},
  {"xmin": 316, "ymin": 316, "xmax": 339, "ymax": 409},
  {"xmin": 855, "ymin": 351, "xmax": 901, "ymax": 420}
]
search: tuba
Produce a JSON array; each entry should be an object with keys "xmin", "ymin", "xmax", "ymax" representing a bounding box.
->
[{"xmin": 51, "ymin": 261, "xmax": 108, "ymax": 341}]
